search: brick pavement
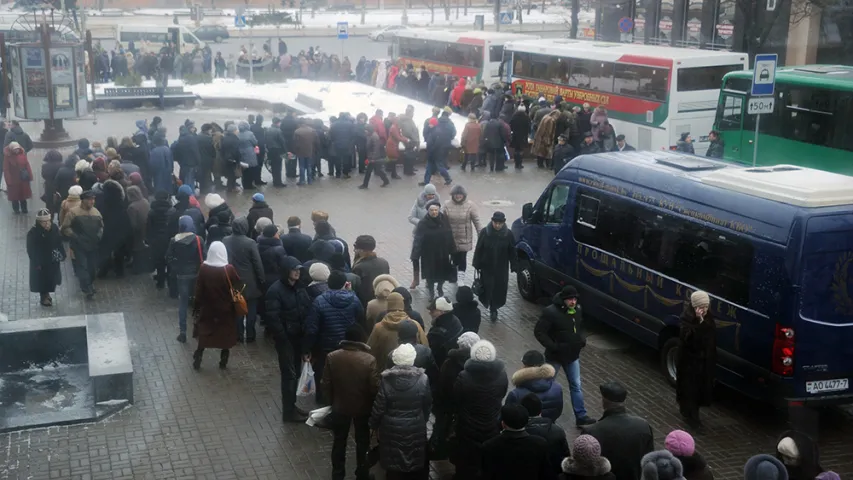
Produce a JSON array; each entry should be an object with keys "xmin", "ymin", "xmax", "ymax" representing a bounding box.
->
[{"xmin": 1, "ymin": 110, "xmax": 852, "ymax": 479}]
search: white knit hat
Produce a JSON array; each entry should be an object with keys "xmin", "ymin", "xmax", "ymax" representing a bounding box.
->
[
  {"xmin": 435, "ymin": 296, "xmax": 453, "ymax": 312},
  {"xmin": 457, "ymin": 332, "xmax": 480, "ymax": 349},
  {"xmin": 391, "ymin": 343, "xmax": 417, "ymax": 367},
  {"xmin": 690, "ymin": 290, "xmax": 710, "ymax": 309},
  {"xmin": 205, "ymin": 193, "xmax": 225, "ymax": 209},
  {"xmin": 309, "ymin": 263, "xmax": 331, "ymax": 282},
  {"xmin": 254, "ymin": 217, "xmax": 272, "ymax": 233},
  {"xmin": 68, "ymin": 185, "xmax": 83, "ymax": 197},
  {"xmin": 470, "ymin": 340, "xmax": 497, "ymax": 362},
  {"xmin": 75, "ymin": 160, "xmax": 90, "ymax": 172}
]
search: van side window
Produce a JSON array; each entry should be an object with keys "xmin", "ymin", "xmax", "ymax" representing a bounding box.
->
[
  {"xmin": 572, "ymin": 190, "xmax": 753, "ymax": 306},
  {"xmin": 545, "ymin": 184, "xmax": 570, "ymax": 224}
]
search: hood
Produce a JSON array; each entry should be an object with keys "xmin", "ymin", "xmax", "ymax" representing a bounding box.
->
[
  {"xmin": 126, "ymin": 185, "xmax": 144, "ymax": 203},
  {"xmin": 44, "ymin": 150, "xmax": 63, "ymax": 164},
  {"xmin": 102, "ymin": 179, "xmax": 125, "ymax": 202},
  {"xmin": 77, "ymin": 138, "xmax": 90, "ymax": 150},
  {"xmin": 381, "ymin": 365, "xmax": 425, "ymax": 391},
  {"xmin": 255, "ymin": 114, "xmax": 264, "ymax": 125},
  {"xmin": 373, "ymin": 274, "xmax": 400, "ymax": 298},
  {"xmin": 675, "ymin": 453, "xmax": 708, "ymax": 477},
  {"xmin": 150, "ymin": 198, "xmax": 172, "ymax": 214},
  {"xmin": 417, "ymin": 187, "xmax": 440, "ymax": 208},
  {"xmin": 310, "ymin": 240, "xmax": 335, "ymax": 263},
  {"xmin": 174, "ymin": 231, "xmax": 197, "ymax": 244},
  {"xmin": 463, "ymin": 358, "xmax": 506, "ymax": 381},
  {"xmin": 457, "ymin": 78, "xmax": 467, "ymax": 89},
  {"xmin": 450, "ymin": 184, "xmax": 468, "ymax": 203},
  {"xmin": 231, "ymin": 216, "xmax": 249, "ymax": 236},
  {"xmin": 11, "ymin": 125, "xmax": 23, "ymax": 134},
  {"xmin": 280, "ymin": 255, "xmax": 302, "ymax": 273},
  {"xmin": 392, "ymin": 286, "xmax": 414, "ymax": 309},
  {"xmin": 238, "ymin": 121, "xmax": 250, "ymax": 132},
  {"xmin": 324, "ymin": 289, "xmax": 359, "ymax": 308},
  {"xmin": 135, "ymin": 120, "xmax": 147, "ymax": 132},
  {"xmin": 776, "ymin": 430, "xmax": 821, "ymax": 478},
  {"xmin": 380, "ymin": 310, "xmax": 412, "ymax": 330},
  {"xmin": 511, "ymin": 364, "xmax": 557, "ymax": 388}
]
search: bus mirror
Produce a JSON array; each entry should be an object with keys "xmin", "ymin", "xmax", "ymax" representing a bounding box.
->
[{"xmin": 522, "ymin": 203, "xmax": 533, "ymax": 222}]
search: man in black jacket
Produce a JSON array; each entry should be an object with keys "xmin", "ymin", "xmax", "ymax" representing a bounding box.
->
[
  {"xmin": 534, "ymin": 285, "xmax": 596, "ymax": 427},
  {"xmin": 250, "ymin": 114, "xmax": 267, "ymax": 186},
  {"xmin": 582, "ymin": 382, "xmax": 654, "ymax": 480},
  {"xmin": 280, "ymin": 111, "xmax": 299, "ymax": 179},
  {"xmin": 172, "ymin": 123, "xmax": 200, "ymax": 190},
  {"xmin": 281, "ymin": 216, "xmax": 313, "ymax": 263},
  {"xmin": 552, "ymin": 134, "xmax": 576, "ymax": 175},
  {"xmin": 196, "ymin": 124, "xmax": 217, "ymax": 194},
  {"xmin": 221, "ymin": 124, "xmax": 241, "ymax": 191},
  {"xmin": 265, "ymin": 256, "xmax": 313, "ymax": 422},
  {"xmin": 265, "ymin": 117, "xmax": 288, "ymax": 187},
  {"xmin": 481, "ymin": 405, "xmax": 550, "ymax": 480},
  {"xmin": 520, "ymin": 393, "xmax": 570, "ymax": 478},
  {"xmin": 329, "ymin": 114, "xmax": 355, "ymax": 179}
]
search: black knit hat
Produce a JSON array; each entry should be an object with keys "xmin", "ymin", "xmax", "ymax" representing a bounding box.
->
[{"xmin": 522, "ymin": 350, "xmax": 545, "ymax": 367}]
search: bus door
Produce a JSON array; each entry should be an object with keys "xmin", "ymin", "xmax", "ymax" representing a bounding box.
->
[
  {"xmin": 168, "ymin": 27, "xmax": 180, "ymax": 50},
  {"xmin": 716, "ymin": 91, "xmax": 746, "ymax": 161}
]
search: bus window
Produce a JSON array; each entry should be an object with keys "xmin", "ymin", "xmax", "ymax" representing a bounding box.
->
[
  {"xmin": 614, "ymin": 64, "xmax": 668, "ymax": 100},
  {"xmin": 678, "ymin": 64, "xmax": 743, "ymax": 91},
  {"xmin": 569, "ymin": 59, "xmax": 614, "ymax": 92},
  {"xmin": 489, "ymin": 45, "xmax": 503, "ymax": 63},
  {"xmin": 717, "ymin": 94, "xmax": 743, "ymax": 131},
  {"xmin": 781, "ymin": 87, "xmax": 835, "ymax": 148}
]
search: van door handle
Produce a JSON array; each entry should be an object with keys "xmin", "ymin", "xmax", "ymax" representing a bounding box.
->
[
  {"xmin": 555, "ymin": 238, "xmax": 563, "ymax": 245},
  {"xmin": 748, "ymin": 139, "xmax": 754, "ymax": 144}
]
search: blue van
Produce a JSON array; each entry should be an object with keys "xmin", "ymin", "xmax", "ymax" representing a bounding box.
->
[{"xmin": 512, "ymin": 151, "xmax": 853, "ymax": 407}]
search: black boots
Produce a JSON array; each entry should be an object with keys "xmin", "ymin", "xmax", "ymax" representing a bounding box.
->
[
  {"xmin": 219, "ymin": 350, "xmax": 229, "ymax": 369},
  {"xmin": 192, "ymin": 348, "xmax": 203, "ymax": 370}
]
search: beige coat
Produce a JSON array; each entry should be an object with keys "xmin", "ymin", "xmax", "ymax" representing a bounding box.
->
[
  {"xmin": 59, "ymin": 195, "xmax": 81, "ymax": 227},
  {"xmin": 367, "ymin": 310, "xmax": 429, "ymax": 366},
  {"xmin": 442, "ymin": 196, "xmax": 482, "ymax": 252}
]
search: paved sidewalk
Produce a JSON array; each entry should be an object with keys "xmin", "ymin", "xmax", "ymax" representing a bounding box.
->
[{"xmin": 1, "ymin": 108, "xmax": 852, "ymax": 480}]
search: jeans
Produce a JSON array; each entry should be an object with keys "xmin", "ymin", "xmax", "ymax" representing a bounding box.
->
[
  {"xmin": 236, "ymin": 298, "xmax": 258, "ymax": 340},
  {"xmin": 180, "ymin": 166, "xmax": 197, "ymax": 190},
  {"xmin": 72, "ymin": 249, "xmax": 99, "ymax": 294},
  {"xmin": 423, "ymin": 161, "xmax": 451, "ymax": 185},
  {"xmin": 552, "ymin": 359, "xmax": 588, "ymax": 419},
  {"xmin": 361, "ymin": 161, "xmax": 389, "ymax": 187},
  {"xmin": 177, "ymin": 275, "xmax": 196, "ymax": 335},
  {"xmin": 268, "ymin": 149, "xmax": 284, "ymax": 185},
  {"xmin": 332, "ymin": 413, "xmax": 371, "ymax": 480},
  {"xmin": 298, "ymin": 157, "xmax": 313, "ymax": 184}
]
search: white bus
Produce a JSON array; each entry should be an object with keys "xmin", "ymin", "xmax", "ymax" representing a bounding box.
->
[
  {"xmin": 116, "ymin": 25, "xmax": 205, "ymax": 54},
  {"xmin": 392, "ymin": 29, "xmax": 538, "ymax": 84},
  {"xmin": 505, "ymin": 39, "xmax": 748, "ymax": 154}
]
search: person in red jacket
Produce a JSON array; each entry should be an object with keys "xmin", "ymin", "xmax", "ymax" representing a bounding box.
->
[
  {"xmin": 450, "ymin": 77, "xmax": 467, "ymax": 111},
  {"xmin": 369, "ymin": 109, "xmax": 387, "ymax": 144},
  {"xmin": 3, "ymin": 141, "xmax": 33, "ymax": 214}
]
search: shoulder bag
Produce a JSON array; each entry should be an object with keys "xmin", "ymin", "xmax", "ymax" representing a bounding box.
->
[{"xmin": 225, "ymin": 266, "xmax": 249, "ymax": 317}]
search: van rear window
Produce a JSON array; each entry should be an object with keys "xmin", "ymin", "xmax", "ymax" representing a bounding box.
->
[
  {"xmin": 572, "ymin": 189, "xmax": 753, "ymax": 306},
  {"xmin": 800, "ymin": 231, "xmax": 853, "ymax": 323}
]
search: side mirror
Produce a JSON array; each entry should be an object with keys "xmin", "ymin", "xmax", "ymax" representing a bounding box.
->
[{"xmin": 522, "ymin": 202, "xmax": 533, "ymax": 222}]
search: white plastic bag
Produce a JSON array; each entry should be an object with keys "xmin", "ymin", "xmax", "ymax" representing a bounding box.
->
[
  {"xmin": 398, "ymin": 141, "xmax": 406, "ymax": 150},
  {"xmin": 306, "ymin": 406, "xmax": 332, "ymax": 427},
  {"xmin": 296, "ymin": 361, "xmax": 315, "ymax": 398},
  {"xmin": 504, "ymin": 146, "xmax": 511, "ymax": 161}
]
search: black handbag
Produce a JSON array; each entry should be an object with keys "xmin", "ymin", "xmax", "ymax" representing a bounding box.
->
[{"xmin": 472, "ymin": 269, "xmax": 485, "ymax": 298}]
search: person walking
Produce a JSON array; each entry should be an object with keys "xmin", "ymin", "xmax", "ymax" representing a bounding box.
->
[
  {"xmin": 191, "ymin": 241, "xmax": 239, "ymax": 370},
  {"xmin": 559, "ymin": 434, "xmax": 617, "ymax": 480},
  {"xmin": 167, "ymin": 216, "xmax": 205, "ymax": 343},
  {"xmin": 222, "ymin": 217, "xmax": 265, "ymax": 343},
  {"xmin": 534, "ymin": 285, "xmax": 595, "ymax": 426},
  {"xmin": 3, "ymin": 142, "xmax": 33, "ymax": 214},
  {"xmin": 265, "ymin": 255, "xmax": 314, "ymax": 422},
  {"xmin": 473, "ymin": 211, "xmax": 517, "ymax": 322},
  {"xmin": 407, "ymin": 184, "xmax": 440, "ymax": 289},
  {"xmin": 583, "ymin": 382, "xmax": 654, "ymax": 480},
  {"xmin": 358, "ymin": 124, "xmax": 390, "ymax": 189},
  {"xmin": 27, "ymin": 209, "xmax": 64, "ymax": 307},
  {"xmin": 481, "ymin": 404, "xmax": 550, "ymax": 480},
  {"xmin": 676, "ymin": 290, "xmax": 716, "ymax": 432},
  {"xmin": 304, "ymin": 270, "xmax": 365, "ymax": 404},
  {"xmin": 369, "ymin": 343, "xmax": 432, "ymax": 480},
  {"xmin": 411, "ymin": 201, "xmax": 456, "ymax": 300},
  {"xmin": 61, "ymin": 190, "xmax": 103, "ymax": 300},
  {"xmin": 505, "ymin": 350, "xmax": 564, "ymax": 421},
  {"xmin": 442, "ymin": 185, "xmax": 481, "ymax": 286},
  {"xmin": 452, "ymin": 339, "xmax": 508, "ymax": 480},
  {"xmin": 425, "ymin": 296, "xmax": 463, "ymax": 368},
  {"xmin": 322, "ymin": 324, "xmax": 379, "ymax": 480},
  {"xmin": 351, "ymin": 235, "xmax": 390, "ymax": 306},
  {"xmin": 664, "ymin": 430, "xmax": 714, "ymax": 480}
]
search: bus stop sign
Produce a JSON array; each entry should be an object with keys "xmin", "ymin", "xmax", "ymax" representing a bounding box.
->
[
  {"xmin": 752, "ymin": 53, "xmax": 777, "ymax": 96},
  {"xmin": 337, "ymin": 22, "xmax": 349, "ymax": 40}
]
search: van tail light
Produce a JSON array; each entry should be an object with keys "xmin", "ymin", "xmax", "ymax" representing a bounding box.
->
[{"xmin": 772, "ymin": 324, "xmax": 795, "ymax": 376}]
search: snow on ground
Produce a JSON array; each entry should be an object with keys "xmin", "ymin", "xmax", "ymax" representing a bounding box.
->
[{"xmin": 93, "ymin": 78, "xmax": 469, "ymax": 148}]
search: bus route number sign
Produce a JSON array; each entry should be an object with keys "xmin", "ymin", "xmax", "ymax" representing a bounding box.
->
[{"xmin": 747, "ymin": 97, "xmax": 775, "ymax": 115}]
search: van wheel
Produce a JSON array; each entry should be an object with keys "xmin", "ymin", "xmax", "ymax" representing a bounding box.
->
[
  {"xmin": 215, "ymin": 36, "xmax": 223, "ymax": 43},
  {"xmin": 516, "ymin": 258, "xmax": 539, "ymax": 302},
  {"xmin": 377, "ymin": 34, "xmax": 385, "ymax": 41},
  {"xmin": 660, "ymin": 337, "xmax": 680, "ymax": 387}
]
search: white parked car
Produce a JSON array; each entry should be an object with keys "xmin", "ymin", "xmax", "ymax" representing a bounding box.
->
[{"xmin": 368, "ymin": 25, "xmax": 409, "ymax": 41}]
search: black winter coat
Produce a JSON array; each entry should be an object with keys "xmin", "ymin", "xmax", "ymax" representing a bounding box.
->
[
  {"xmin": 172, "ymin": 128, "xmax": 200, "ymax": 168},
  {"xmin": 265, "ymin": 124, "xmax": 287, "ymax": 151},
  {"xmin": 53, "ymin": 159, "xmax": 77, "ymax": 201},
  {"xmin": 510, "ymin": 111, "xmax": 531, "ymax": 150},
  {"xmin": 281, "ymin": 228, "xmax": 313, "ymax": 263},
  {"xmin": 100, "ymin": 180, "xmax": 131, "ymax": 254},
  {"xmin": 330, "ymin": 119, "xmax": 355, "ymax": 151},
  {"xmin": 675, "ymin": 453, "xmax": 715, "ymax": 480},
  {"xmin": 435, "ymin": 347, "xmax": 469, "ymax": 413},
  {"xmin": 352, "ymin": 253, "xmax": 391, "ymax": 306},
  {"xmin": 204, "ymin": 203, "xmax": 234, "ymax": 233},
  {"xmin": 246, "ymin": 202, "xmax": 274, "ymax": 237},
  {"xmin": 483, "ymin": 119, "xmax": 508, "ymax": 151},
  {"xmin": 27, "ymin": 224, "xmax": 63, "ymax": 294},
  {"xmin": 472, "ymin": 224, "xmax": 517, "ymax": 310},
  {"xmin": 411, "ymin": 214, "xmax": 456, "ymax": 283},
  {"xmin": 454, "ymin": 299, "xmax": 481, "ymax": 334},
  {"xmin": 165, "ymin": 233, "xmax": 204, "ymax": 278},
  {"xmin": 454, "ymin": 359, "xmax": 508, "ymax": 443},
  {"xmin": 221, "ymin": 218, "xmax": 265, "ymax": 299},
  {"xmin": 581, "ymin": 407, "xmax": 654, "ymax": 480},
  {"xmin": 526, "ymin": 416, "xmax": 570, "ymax": 478},
  {"xmin": 427, "ymin": 312, "xmax": 463, "ymax": 368},
  {"xmin": 265, "ymin": 269, "xmax": 313, "ymax": 341},
  {"xmin": 369, "ymin": 366, "xmax": 432, "ymax": 473},
  {"xmin": 206, "ymin": 223, "xmax": 233, "ymax": 250},
  {"xmin": 676, "ymin": 306, "xmax": 716, "ymax": 411},
  {"xmin": 146, "ymin": 199, "xmax": 175, "ymax": 259},
  {"xmin": 280, "ymin": 115, "xmax": 298, "ymax": 147},
  {"xmin": 197, "ymin": 133, "xmax": 216, "ymax": 171},
  {"xmin": 257, "ymin": 236, "xmax": 288, "ymax": 287},
  {"xmin": 219, "ymin": 132, "xmax": 241, "ymax": 165},
  {"xmin": 534, "ymin": 294, "xmax": 586, "ymax": 364},
  {"xmin": 384, "ymin": 343, "xmax": 440, "ymax": 389},
  {"xmin": 482, "ymin": 430, "xmax": 550, "ymax": 480},
  {"xmin": 552, "ymin": 143, "xmax": 576, "ymax": 173}
]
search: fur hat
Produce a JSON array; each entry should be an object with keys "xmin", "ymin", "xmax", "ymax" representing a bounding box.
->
[
  {"xmin": 470, "ymin": 340, "xmax": 497, "ymax": 362},
  {"xmin": 457, "ymin": 331, "xmax": 480, "ymax": 349},
  {"xmin": 68, "ymin": 185, "xmax": 83, "ymax": 197},
  {"xmin": 641, "ymin": 450, "xmax": 685, "ymax": 480},
  {"xmin": 75, "ymin": 160, "xmax": 90, "ymax": 173},
  {"xmin": 391, "ymin": 343, "xmax": 416, "ymax": 367},
  {"xmin": 434, "ymin": 297, "xmax": 453, "ymax": 312},
  {"xmin": 205, "ymin": 193, "xmax": 225, "ymax": 209},
  {"xmin": 386, "ymin": 292, "xmax": 405, "ymax": 312},
  {"xmin": 373, "ymin": 274, "xmax": 399, "ymax": 299},
  {"xmin": 309, "ymin": 263, "xmax": 331, "ymax": 282},
  {"xmin": 744, "ymin": 454, "xmax": 788, "ymax": 480},
  {"xmin": 562, "ymin": 435, "xmax": 612, "ymax": 478},
  {"xmin": 665, "ymin": 430, "xmax": 695, "ymax": 457},
  {"xmin": 690, "ymin": 290, "xmax": 710, "ymax": 309}
]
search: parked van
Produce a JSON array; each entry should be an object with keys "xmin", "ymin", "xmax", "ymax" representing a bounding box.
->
[
  {"xmin": 116, "ymin": 25, "xmax": 205, "ymax": 54},
  {"xmin": 512, "ymin": 151, "xmax": 853, "ymax": 407}
]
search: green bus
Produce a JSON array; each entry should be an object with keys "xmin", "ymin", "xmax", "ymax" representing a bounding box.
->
[{"xmin": 714, "ymin": 65, "xmax": 853, "ymax": 175}]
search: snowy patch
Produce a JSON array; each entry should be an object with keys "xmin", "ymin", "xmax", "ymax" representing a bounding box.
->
[
  {"xmin": 0, "ymin": 312, "xmax": 8, "ymax": 322},
  {"xmin": 96, "ymin": 399, "xmax": 129, "ymax": 406}
]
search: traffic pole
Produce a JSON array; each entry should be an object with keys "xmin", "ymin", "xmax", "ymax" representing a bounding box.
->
[{"xmin": 753, "ymin": 114, "xmax": 760, "ymax": 167}]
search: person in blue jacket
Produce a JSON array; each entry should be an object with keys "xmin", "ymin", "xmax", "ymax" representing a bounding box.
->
[
  {"xmin": 504, "ymin": 350, "xmax": 564, "ymax": 422},
  {"xmin": 149, "ymin": 135, "xmax": 174, "ymax": 195}
]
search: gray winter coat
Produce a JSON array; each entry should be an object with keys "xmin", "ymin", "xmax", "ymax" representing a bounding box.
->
[
  {"xmin": 221, "ymin": 216, "xmax": 266, "ymax": 299},
  {"xmin": 369, "ymin": 365, "xmax": 432, "ymax": 473},
  {"xmin": 408, "ymin": 187, "xmax": 442, "ymax": 229},
  {"xmin": 237, "ymin": 121, "xmax": 258, "ymax": 168}
]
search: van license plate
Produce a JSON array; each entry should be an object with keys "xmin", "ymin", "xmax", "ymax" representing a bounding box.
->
[{"xmin": 806, "ymin": 378, "xmax": 849, "ymax": 394}]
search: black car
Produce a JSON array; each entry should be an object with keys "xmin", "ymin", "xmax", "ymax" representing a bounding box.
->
[{"xmin": 193, "ymin": 25, "xmax": 230, "ymax": 43}]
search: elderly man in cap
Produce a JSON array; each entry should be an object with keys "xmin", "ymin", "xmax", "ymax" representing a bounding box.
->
[
  {"xmin": 472, "ymin": 211, "xmax": 517, "ymax": 322},
  {"xmin": 61, "ymin": 189, "xmax": 103, "ymax": 300},
  {"xmin": 580, "ymin": 131, "xmax": 602, "ymax": 155},
  {"xmin": 582, "ymin": 381, "xmax": 654, "ymax": 480},
  {"xmin": 351, "ymin": 234, "xmax": 390, "ymax": 306}
]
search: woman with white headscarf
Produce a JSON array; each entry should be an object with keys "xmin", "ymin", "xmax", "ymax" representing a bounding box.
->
[{"xmin": 191, "ymin": 241, "xmax": 241, "ymax": 370}]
